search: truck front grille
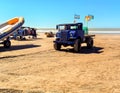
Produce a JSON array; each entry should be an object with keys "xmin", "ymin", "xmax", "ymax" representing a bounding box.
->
[{"xmin": 60, "ymin": 32, "xmax": 68, "ymax": 41}]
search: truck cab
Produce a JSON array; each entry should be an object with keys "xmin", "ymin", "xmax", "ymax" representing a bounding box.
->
[{"xmin": 54, "ymin": 23, "xmax": 94, "ymax": 52}]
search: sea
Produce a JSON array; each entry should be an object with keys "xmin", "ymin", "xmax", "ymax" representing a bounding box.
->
[{"xmin": 37, "ymin": 29, "xmax": 120, "ymax": 34}]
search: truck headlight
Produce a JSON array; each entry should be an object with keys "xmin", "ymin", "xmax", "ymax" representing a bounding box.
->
[
  {"xmin": 56, "ymin": 33, "xmax": 60, "ymax": 38},
  {"xmin": 69, "ymin": 31, "xmax": 76, "ymax": 37},
  {"xmin": 70, "ymin": 33, "xmax": 73, "ymax": 37}
]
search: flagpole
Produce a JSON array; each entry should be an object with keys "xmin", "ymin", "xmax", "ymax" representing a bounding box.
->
[{"xmin": 87, "ymin": 20, "xmax": 88, "ymax": 28}]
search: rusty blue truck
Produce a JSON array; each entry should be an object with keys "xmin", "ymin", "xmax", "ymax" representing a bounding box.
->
[{"xmin": 53, "ymin": 23, "xmax": 95, "ymax": 52}]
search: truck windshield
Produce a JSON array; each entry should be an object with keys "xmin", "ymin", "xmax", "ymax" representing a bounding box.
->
[
  {"xmin": 70, "ymin": 25, "xmax": 78, "ymax": 30},
  {"xmin": 58, "ymin": 25, "xmax": 66, "ymax": 30},
  {"xmin": 57, "ymin": 25, "xmax": 78, "ymax": 31},
  {"xmin": 57, "ymin": 23, "xmax": 82, "ymax": 31}
]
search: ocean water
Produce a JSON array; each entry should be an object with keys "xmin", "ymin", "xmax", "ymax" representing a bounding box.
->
[
  {"xmin": 37, "ymin": 30, "xmax": 120, "ymax": 34},
  {"xmin": 89, "ymin": 31, "xmax": 120, "ymax": 34}
]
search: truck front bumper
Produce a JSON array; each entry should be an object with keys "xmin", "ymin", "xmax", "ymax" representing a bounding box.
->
[{"xmin": 53, "ymin": 40, "xmax": 74, "ymax": 45}]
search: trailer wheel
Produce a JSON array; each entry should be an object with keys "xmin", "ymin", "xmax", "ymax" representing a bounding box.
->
[
  {"xmin": 4, "ymin": 40, "xmax": 11, "ymax": 48},
  {"xmin": 87, "ymin": 38, "xmax": 93, "ymax": 48},
  {"xmin": 74, "ymin": 39, "xmax": 81, "ymax": 52},
  {"xmin": 54, "ymin": 43, "xmax": 61, "ymax": 50}
]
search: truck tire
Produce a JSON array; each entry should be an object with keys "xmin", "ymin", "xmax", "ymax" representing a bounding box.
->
[
  {"xmin": 74, "ymin": 39, "xmax": 81, "ymax": 52},
  {"xmin": 54, "ymin": 43, "xmax": 61, "ymax": 50},
  {"xmin": 4, "ymin": 40, "xmax": 11, "ymax": 48},
  {"xmin": 87, "ymin": 38, "xmax": 93, "ymax": 48}
]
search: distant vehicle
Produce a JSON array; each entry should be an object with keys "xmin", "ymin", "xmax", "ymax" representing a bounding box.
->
[
  {"xmin": 53, "ymin": 23, "xmax": 95, "ymax": 52},
  {"xmin": 45, "ymin": 32, "xmax": 54, "ymax": 37},
  {"xmin": 12, "ymin": 27, "xmax": 37, "ymax": 40}
]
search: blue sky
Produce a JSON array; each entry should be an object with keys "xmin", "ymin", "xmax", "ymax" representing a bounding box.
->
[{"xmin": 0, "ymin": 0, "xmax": 120, "ymax": 28}]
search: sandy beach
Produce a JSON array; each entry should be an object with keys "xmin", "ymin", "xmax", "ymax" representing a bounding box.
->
[{"xmin": 0, "ymin": 33, "xmax": 120, "ymax": 93}]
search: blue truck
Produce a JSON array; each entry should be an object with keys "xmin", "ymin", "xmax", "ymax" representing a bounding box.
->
[{"xmin": 53, "ymin": 23, "xmax": 95, "ymax": 52}]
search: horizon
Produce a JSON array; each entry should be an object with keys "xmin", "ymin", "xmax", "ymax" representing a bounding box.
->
[{"xmin": 0, "ymin": 0, "xmax": 120, "ymax": 28}]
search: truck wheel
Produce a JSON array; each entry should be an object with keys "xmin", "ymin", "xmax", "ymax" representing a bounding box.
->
[
  {"xmin": 74, "ymin": 39, "xmax": 81, "ymax": 52},
  {"xmin": 54, "ymin": 43, "xmax": 61, "ymax": 50},
  {"xmin": 4, "ymin": 40, "xmax": 11, "ymax": 48},
  {"xmin": 87, "ymin": 38, "xmax": 93, "ymax": 48}
]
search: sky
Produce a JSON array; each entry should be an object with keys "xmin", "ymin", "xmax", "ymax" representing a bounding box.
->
[{"xmin": 0, "ymin": 0, "xmax": 120, "ymax": 28}]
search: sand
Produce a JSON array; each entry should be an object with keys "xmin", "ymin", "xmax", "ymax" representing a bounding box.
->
[{"xmin": 0, "ymin": 33, "xmax": 120, "ymax": 93}]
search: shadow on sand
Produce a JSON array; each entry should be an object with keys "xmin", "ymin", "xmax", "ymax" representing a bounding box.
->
[
  {"xmin": 13, "ymin": 37, "xmax": 43, "ymax": 41},
  {"xmin": 0, "ymin": 89, "xmax": 23, "ymax": 93},
  {"xmin": 0, "ymin": 88, "xmax": 44, "ymax": 93},
  {"xmin": 0, "ymin": 44, "xmax": 41, "ymax": 52},
  {"xmin": 60, "ymin": 46, "xmax": 104, "ymax": 54}
]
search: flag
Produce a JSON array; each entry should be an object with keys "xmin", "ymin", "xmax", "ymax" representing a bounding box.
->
[
  {"xmin": 88, "ymin": 15, "xmax": 94, "ymax": 19},
  {"xmin": 74, "ymin": 14, "xmax": 80, "ymax": 19},
  {"xmin": 85, "ymin": 15, "xmax": 94, "ymax": 21},
  {"xmin": 85, "ymin": 16, "xmax": 91, "ymax": 21}
]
